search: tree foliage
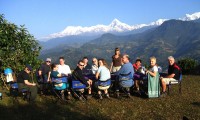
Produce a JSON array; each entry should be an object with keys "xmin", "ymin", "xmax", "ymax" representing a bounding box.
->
[
  {"xmin": 0, "ymin": 14, "xmax": 42, "ymax": 73},
  {"xmin": 177, "ymin": 58, "xmax": 199, "ymax": 74}
]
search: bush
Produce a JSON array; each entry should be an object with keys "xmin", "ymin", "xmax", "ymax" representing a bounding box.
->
[{"xmin": 177, "ymin": 58, "xmax": 199, "ymax": 75}]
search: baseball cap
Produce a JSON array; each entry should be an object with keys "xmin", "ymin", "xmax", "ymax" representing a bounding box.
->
[
  {"xmin": 26, "ymin": 64, "xmax": 32, "ymax": 71},
  {"xmin": 46, "ymin": 58, "xmax": 51, "ymax": 62}
]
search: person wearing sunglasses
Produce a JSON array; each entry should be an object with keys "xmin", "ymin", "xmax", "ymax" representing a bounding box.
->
[
  {"xmin": 72, "ymin": 60, "xmax": 93, "ymax": 98},
  {"xmin": 17, "ymin": 64, "xmax": 37, "ymax": 101},
  {"xmin": 38, "ymin": 58, "xmax": 51, "ymax": 94}
]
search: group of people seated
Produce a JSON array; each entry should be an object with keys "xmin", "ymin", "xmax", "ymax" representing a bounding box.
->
[{"xmin": 1, "ymin": 47, "xmax": 182, "ymax": 102}]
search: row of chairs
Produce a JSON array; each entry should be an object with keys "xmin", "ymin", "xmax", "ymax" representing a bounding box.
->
[{"xmin": 1, "ymin": 68, "xmax": 182, "ymax": 102}]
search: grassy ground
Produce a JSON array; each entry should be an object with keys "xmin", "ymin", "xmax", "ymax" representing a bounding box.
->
[{"xmin": 0, "ymin": 75, "xmax": 200, "ymax": 120}]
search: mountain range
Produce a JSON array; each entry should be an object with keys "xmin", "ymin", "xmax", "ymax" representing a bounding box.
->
[
  {"xmin": 39, "ymin": 12, "xmax": 200, "ymax": 51},
  {"xmin": 39, "ymin": 18, "xmax": 200, "ymax": 69}
]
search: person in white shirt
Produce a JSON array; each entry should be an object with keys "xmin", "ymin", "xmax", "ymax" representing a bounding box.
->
[
  {"xmin": 91, "ymin": 57, "xmax": 98, "ymax": 75},
  {"xmin": 58, "ymin": 57, "xmax": 71, "ymax": 76},
  {"xmin": 96, "ymin": 59, "xmax": 111, "ymax": 99},
  {"xmin": 57, "ymin": 56, "xmax": 72, "ymax": 100}
]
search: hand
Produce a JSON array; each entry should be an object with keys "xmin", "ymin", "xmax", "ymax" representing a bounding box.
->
[
  {"xmin": 32, "ymin": 83, "xmax": 36, "ymax": 86},
  {"xmin": 87, "ymin": 81, "xmax": 91, "ymax": 85},
  {"xmin": 87, "ymin": 79, "xmax": 92, "ymax": 85}
]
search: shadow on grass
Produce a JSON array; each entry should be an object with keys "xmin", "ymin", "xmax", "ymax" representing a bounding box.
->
[
  {"xmin": 192, "ymin": 102, "xmax": 200, "ymax": 107},
  {"xmin": 0, "ymin": 98, "xmax": 111, "ymax": 120}
]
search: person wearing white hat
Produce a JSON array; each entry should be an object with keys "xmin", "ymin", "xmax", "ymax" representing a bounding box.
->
[{"xmin": 38, "ymin": 58, "xmax": 51, "ymax": 94}]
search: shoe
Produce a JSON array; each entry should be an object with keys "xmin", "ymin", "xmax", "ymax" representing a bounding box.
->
[
  {"xmin": 78, "ymin": 96, "xmax": 83, "ymax": 101},
  {"xmin": 160, "ymin": 92, "xmax": 167, "ymax": 97},
  {"xmin": 127, "ymin": 93, "xmax": 131, "ymax": 98},
  {"xmin": 99, "ymin": 94, "xmax": 103, "ymax": 100},
  {"xmin": 66, "ymin": 94, "xmax": 72, "ymax": 100},
  {"xmin": 105, "ymin": 93, "xmax": 110, "ymax": 99},
  {"xmin": 61, "ymin": 91, "xmax": 66, "ymax": 100},
  {"xmin": 86, "ymin": 94, "xmax": 92, "ymax": 99},
  {"xmin": 135, "ymin": 90, "xmax": 141, "ymax": 96},
  {"xmin": 40, "ymin": 91, "xmax": 44, "ymax": 95},
  {"xmin": 116, "ymin": 91, "xmax": 120, "ymax": 98}
]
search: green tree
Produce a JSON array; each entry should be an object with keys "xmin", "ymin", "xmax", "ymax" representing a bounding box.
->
[
  {"xmin": 177, "ymin": 58, "xmax": 199, "ymax": 74},
  {"xmin": 0, "ymin": 14, "xmax": 42, "ymax": 73}
]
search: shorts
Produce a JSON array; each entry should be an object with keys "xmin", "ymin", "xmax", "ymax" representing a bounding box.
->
[
  {"xmin": 112, "ymin": 66, "xmax": 121, "ymax": 73},
  {"xmin": 162, "ymin": 78, "xmax": 178, "ymax": 84}
]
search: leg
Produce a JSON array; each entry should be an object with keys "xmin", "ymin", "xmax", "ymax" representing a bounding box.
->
[
  {"xmin": 161, "ymin": 78, "xmax": 166, "ymax": 92},
  {"xmin": 98, "ymin": 90, "xmax": 103, "ymax": 99},
  {"xmin": 28, "ymin": 85, "xmax": 38, "ymax": 101},
  {"xmin": 66, "ymin": 89, "xmax": 72, "ymax": 100},
  {"xmin": 104, "ymin": 89, "xmax": 110, "ymax": 98},
  {"xmin": 135, "ymin": 80, "xmax": 140, "ymax": 91}
]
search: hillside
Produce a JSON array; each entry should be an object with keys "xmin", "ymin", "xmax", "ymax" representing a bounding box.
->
[{"xmin": 39, "ymin": 19, "xmax": 200, "ymax": 69}]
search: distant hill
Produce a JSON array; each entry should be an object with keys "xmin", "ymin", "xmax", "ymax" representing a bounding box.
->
[
  {"xmin": 39, "ymin": 19, "xmax": 200, "ymax": 69},
  {"xmin": 39, "ymin": 35, "xmax": 100, "ymax": 51}
]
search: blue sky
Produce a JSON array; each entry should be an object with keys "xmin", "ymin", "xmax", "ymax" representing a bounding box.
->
[{"xmin": 0, "ymin": 0, "xmax": 200, "ymax": 39}]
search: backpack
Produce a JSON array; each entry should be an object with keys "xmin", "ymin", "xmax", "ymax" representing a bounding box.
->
[{"xmin": 173, "ymin": 63, "xmax": 182, "ymax": 74}]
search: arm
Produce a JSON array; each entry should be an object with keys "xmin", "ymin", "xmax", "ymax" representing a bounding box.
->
[
  {"xmin": 24, "ymin": 80, "xmax": 36, "ymax": 86},
  {"xmin": 110, "ymin": 62, "xmax": 113, "ymax": 72},
  {"xmin": 146, "ymin": 66, "xmax": 158, "ymax": 77},
  {"xmin": 95, "ymin": 72, "xmax": 100, "ymax": 80},
  {"xmin": 47, "ymin": 72, "xmax": 51, "ymax": 82},
  {"xmin": 38, "ymin": 70, "xmax": 42, "ymax": 76},
  {"xmin": 166, "ymin": 73, "xmax": 175, "ymax": 78},
  {"xmin": 147, "ymin": 70, "xmax": 157, "ymax": 77},
  {"xmin": 56, "ymin": 73, "xmax": 62, "ymax": 77},
  {"xmin": 67, "ymin": 66, "xmax": 72, "ymax": 74},
  {"xmin": 74, "ymin": 70, "xmax": 89, "ymax": 85}
]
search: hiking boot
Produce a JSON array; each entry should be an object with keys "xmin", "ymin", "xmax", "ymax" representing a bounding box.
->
[
  {"xmin": 61, "ymin": 91, "xmax": 66, "ymax": 101},
  {"xmin": 66, "ymin": 94, "xmax": 72, "ymax": 100},
  {"xmin": 78, "ymin": 96, "xmax": 83, "ymax": 101},
  {"xmin": 116, "ymin": 91, "xmax": 120, "ymax": 98},
  {"xmin": 135, "ymin": 90, "xmax": 141, "ymax": 96},
  {"xmin": 86, "ymin": 94, "xmax": 92, "ymax": 100},
  {"xmin": 105, "ymin": 93, "xmax": 110, "ymax": 99},
  {"xmin": 98, "ymin": 94, "xmax": 103, "ymax": 100},
  {"xmin": 160, "ymin": 92, "xmax": 167, "ymax": 97},
  {"xmin": 127, "ymin": 93, "xmax": 131, "ymax": 98}
]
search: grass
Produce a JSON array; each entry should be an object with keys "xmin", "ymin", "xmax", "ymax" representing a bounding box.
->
[{"xmin": 0, "ymin": 75, "xmax": 200, "ymax": 120}]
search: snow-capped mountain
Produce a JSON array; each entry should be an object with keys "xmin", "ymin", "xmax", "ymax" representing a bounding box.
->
[
  {"xmin": 180, "ymin": 12, "xmax": 200, "ymax": 21},
  {"xmin": 40, "ymin": 19, "xmax": 166, "ymax": 41},
  {"xmin": 40, "ymin": 12, "xmax": 200, "ymax": 41}
]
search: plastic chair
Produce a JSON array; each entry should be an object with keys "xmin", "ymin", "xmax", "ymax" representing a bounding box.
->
[{"xmin": 167, "ymin": 74, "xmax": 182, "ymax": 94}]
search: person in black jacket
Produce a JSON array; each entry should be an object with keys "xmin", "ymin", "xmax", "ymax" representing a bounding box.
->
[
  {"xmin": 82, "ymin": 57, "xmax": 92, "ymax": 75},
  {"xmin": 17, "ymin": 64, "xmax": 37, "ymax": 101},
  {"xmin": 72, "ymin": 60, "xmax": 93, "ymax": 96}
]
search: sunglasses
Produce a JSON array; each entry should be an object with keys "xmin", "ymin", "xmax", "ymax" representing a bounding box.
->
[
  {"xmin": 27, "ymin": 69, "xmax": 31, "ymax": 72},
  {"xmin": 46, "ymin": 61, "xmax": 51, "ymax": 63},
  {"xmin": 79, "ymin": 64, "xmax": 84, "ymax": 66}
]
